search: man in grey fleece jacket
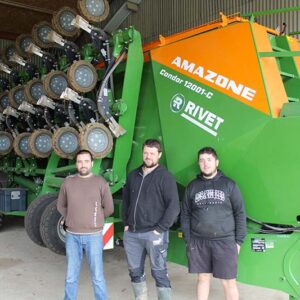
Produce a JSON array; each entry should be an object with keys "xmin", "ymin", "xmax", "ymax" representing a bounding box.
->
[
  {"xmin": 181, "ymin": 147, "xmax": 246, "ymax": 300},
  {"xmin": 57, "ymin": 149, "xmax": 114, "ymax": 300}
]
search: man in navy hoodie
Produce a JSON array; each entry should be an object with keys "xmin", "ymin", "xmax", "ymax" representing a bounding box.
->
[
  {"xmin": 123, "ymin": 139, "xmax": 180, "ymax": 300},
  {"xmin": 181, "ymin": 147, "xmax": 246, "ymax": 300}
]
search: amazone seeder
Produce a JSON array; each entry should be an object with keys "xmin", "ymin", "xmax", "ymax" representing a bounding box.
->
[{"xmin": 0, "ymin": 2, "xmax": 299, "ymax": 298}]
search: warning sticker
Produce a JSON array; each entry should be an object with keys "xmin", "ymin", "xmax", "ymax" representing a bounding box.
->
[{"xmin": 251, "ymin": 238, "xmax": 266, "ymax": 252}]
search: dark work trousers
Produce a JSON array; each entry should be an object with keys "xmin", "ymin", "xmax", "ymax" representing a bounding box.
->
[{"xmin": 123, "ymin": 230, "xmax": 171, "ymax": 288}]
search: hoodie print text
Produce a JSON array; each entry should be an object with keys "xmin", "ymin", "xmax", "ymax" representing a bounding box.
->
[{"xmin": 195, "ymin": 189, "xmax": 225, "ymax": 205}]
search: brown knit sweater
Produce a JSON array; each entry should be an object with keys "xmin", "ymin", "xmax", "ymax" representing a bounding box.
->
[{"xmin": 57, "ymin": 174, "xmax": 114, "ymax": 234}]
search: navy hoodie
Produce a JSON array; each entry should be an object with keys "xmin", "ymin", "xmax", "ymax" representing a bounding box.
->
[
  {"xmin": 181, "ymin": 171, "xmax": 246, "ymax": 245},
  {"xmin": 122, "ymin": 165, "xmax": 180, "ymax": 233}
]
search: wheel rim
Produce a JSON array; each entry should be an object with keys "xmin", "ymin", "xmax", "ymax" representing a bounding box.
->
[
  {"xmin": 35, "ymin": 134, "xmax": 52, "ymax": 152},
  {"xmin": 80, "ymin": 123, "xmax": 113, "ymax": 158},
  {"xmin": 59, "ymin": 11, "xmax": 75, "ymax": 32},
  {"xmin": 25, "ymin": 79, "xmax": 45, "ymax": 104},
  {"xmin": 2, "ymin": 45, "xmax": 17, "ymax": 66},
  {"xmin": 16, "ymin": 34, "xmax": 33, "ymax": 57},
  {"xmin": 52, "ymin": 127, "xmax": 79, "ymax": 159},
  {"xmin": 78, "ymin": 0, "xmax": 109, "ymax": 23},
  {"xmin": 31, "ymin": 82, "xmax": 44, "ymax": 104},
  {"xmin": 38, "ymin": 26, "xmax": 52, "ymax": 43},
  {"xmin": 87, "ymin": 128, "xmax": 108, "ymax": 152},
  {"xmin": 9, "ymin": 86, "xmax": 26, "ymax": 109},
  {"xmin": 68, "ymin": 60, "xmax": 97, "ymax": 93},
  {"xmin": 75, "ymin": 65, "xmax": 94, "ymax": 87},
  {"xmin": 0, "ymin": 92, "xmax": 9, "ymax": 112},
  {"xmin": 14, "ymin": 132, "xmax": 32, "ymax": 158},
  {"xmin": 0, "ymin": 132, "xmax": 13, "ymax": 155},
  {"xmin": 52, "ymin": 7, "xmax": 79, "ymax": 38},
  {"xmin": 29, "ymin": 129, "xmax": 53, "ymax": 158},
  {"xmin": 32, "ymin": 22, "xmax": 55, "ymax": 48},
  {"xmin": 50, "ymin": 76, "xmax": 68, "ymax": 95},
  {"xmin": 19, "ymin": 136, "xmax": 30, "ymax": 153},
  {"xmin": 43, "ymin": 71, "xmax": 69, "ymax": 99},
  {"xmin": 58, "ymin": 132, "xmax": 78, "ymax": 153},
  {"xmin": 86, "ymin": 0, "xmax": 105, "ymax": 16},
  {"xmin": 57, "ymin": 215, "xmax": 66, "ymax": 243}
]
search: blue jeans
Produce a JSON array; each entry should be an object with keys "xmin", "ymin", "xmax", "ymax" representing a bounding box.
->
[
  {"xmin": 64, "ymin": 231, "xmax": 107, "ymax": 300},
  {"xmin": 123, "ymin": 230, "xmax": 170, "ymax": 288}
]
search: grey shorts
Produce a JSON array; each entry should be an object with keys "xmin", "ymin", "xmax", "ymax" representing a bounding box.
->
[{"xmin": 187, "ymin": 239, "xmax": 238, "ymax": 279}]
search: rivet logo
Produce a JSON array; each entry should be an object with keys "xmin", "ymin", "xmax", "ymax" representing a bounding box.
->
[
  {"xmin": 170, "ymin": 94, "xmax": 224, "ymax": 137},
  {"xmin": 170, "ymin": 93, "xmax": 185, "ymax": 113}
]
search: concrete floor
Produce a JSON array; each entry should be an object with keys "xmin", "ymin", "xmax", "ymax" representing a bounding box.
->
[{"xmin": 0, "ymin": 217, "xmax": 288, "ymax": 300}]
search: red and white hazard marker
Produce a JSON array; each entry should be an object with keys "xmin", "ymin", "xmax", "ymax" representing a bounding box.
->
[{"xmin": 103, "ymin": 223, "xmax": 114, "ymax": 250}]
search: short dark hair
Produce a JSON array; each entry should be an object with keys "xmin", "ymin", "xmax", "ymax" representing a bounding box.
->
[
  {"xmin": 76, "ymin": 149, "xmax": 94, "ymax": 161},
  {"xmin": 198, "ymin": 147, "xmax": 218, "ymax": 160},
  {"xmin": 143, "ymin": 139, "xmax": 162, "ymax": 152}
]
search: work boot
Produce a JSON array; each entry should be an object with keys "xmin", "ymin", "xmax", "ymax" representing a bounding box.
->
[
  {"xmin": 132, "ymin": 282, "xmax": 148, "ymax": 300},
  {"xmin": 157, "ymin": 287, "xmax": 172, "ymax": 300}
]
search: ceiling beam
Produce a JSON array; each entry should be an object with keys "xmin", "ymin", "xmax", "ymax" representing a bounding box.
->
[
  {"xmin": 0, "ymin": 31, "xmax": 18, "ymax": 41},
  {"xmin": 0, "ymin": 0, "xmax": 54, "ymax": 15}
]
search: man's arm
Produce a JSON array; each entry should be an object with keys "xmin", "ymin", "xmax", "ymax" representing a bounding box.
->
[
  {"xmin": 101, "ymin": 182, "xmax": 114, "ymax": 217},
  {"xmin": 57, "ymin": 182, "xmax": 67, "ymax": 218},
  {"xmin": 122, "ymin": 178, "xmax": 130, "ymax": 228},
  {"xmin": 180, "ymin": 185, "xmax": 192, "ymax": 243},
  {"xmin": 155, "ymin": 174, "xmax": 180, "ymax": 233},
  {"xmin": 230, "ymin": 183, "xmax": 247, "ymax": 245}
]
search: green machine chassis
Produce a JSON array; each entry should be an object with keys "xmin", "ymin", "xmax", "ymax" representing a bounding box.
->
[{"xmin": 0, "ymin": 9, "xmax": 300, "ymax": 299}]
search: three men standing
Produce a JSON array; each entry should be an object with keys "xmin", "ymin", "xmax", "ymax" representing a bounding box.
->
[
  {"xmin": 181, "ymin": 147, "xmax": 246, "ymax": 300},
  {"xmin": 57, "ymin": 144, "xmax": 245, "ymax": 300},
  {"xmin": 122, "ymin": 139, "xmax": 180, "ymax": 300}
]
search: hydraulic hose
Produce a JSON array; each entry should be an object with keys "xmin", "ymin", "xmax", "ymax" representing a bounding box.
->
[
  {"xmin": 25, "ymin": 114, "xmax": 35, "ymax": 131},
  {"xmin": 247, "ymin": 215, "xmax": 300, "ymax": 233},
  {"xmin": 5, "ymin": 116, "xmax": 14, "ymax": 132},
  {"xmin": 67, "ymin": 101, "xmax": 80, "ymax": 128},
  {"xmin": 96, "ymin": 49, "xmax": 127, "ymax": 119},
  {"xmin": 44, "ymin": 108, "xmax": 54, "ymax": 129}
]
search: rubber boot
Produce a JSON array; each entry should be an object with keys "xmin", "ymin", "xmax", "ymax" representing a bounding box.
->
[
  {"xmin": 157, "ymin": 287, "xmax": 172, "ymax": 300},
  {"xmin": 132, "ymin": 282, "xmax": 148, "ymax": 300}
]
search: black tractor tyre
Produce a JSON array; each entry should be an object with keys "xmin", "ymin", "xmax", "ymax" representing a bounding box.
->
[
  {"xmin": 24, "ymin": 193, "xmax": 58, "ymax": 247},
  {"xmin": 0, "ymin": 213, "xmax": 4, "ymax": 229},
  {"xmin": 40, "ymin": 200, "xmax": 66, "ymax": 255}
]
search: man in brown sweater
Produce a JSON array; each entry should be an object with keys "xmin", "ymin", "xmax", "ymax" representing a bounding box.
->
[{"xmin": 57, "ymin": 149, "xmax": 114, "ymax": 300}]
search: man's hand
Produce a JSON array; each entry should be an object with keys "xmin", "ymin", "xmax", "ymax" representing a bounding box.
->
[
  {"xmin": 153, "ymin": 229, "xmax": 161, "ymax": 235},
  {"xmin": 237, "ymin": 244, "xmax": 241, "ymax": 254},
  {"xmin": 124, "ymin": 226, "xmax": 129, "ymax": 232},
  {"xmin": 60, "ymin": 218, "xmax": 67, "ymax": 231}
]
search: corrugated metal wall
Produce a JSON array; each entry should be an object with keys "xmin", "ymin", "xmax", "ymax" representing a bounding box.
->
[
  {"xmin": 0, "ymin": 1, "xmax": 299, "ymax": 57},
  {"xmin": 106, "ymin": 0, "xmax": 300, "ymax": 44},
  {"xmin": 0, "ymin": 40, "xmax": 19, "ymax": 80}
]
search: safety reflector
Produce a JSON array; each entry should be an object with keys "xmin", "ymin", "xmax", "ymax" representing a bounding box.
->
[{"xmin": 103, "ymin": 223, "xmax": 114, "ymax": 250}]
